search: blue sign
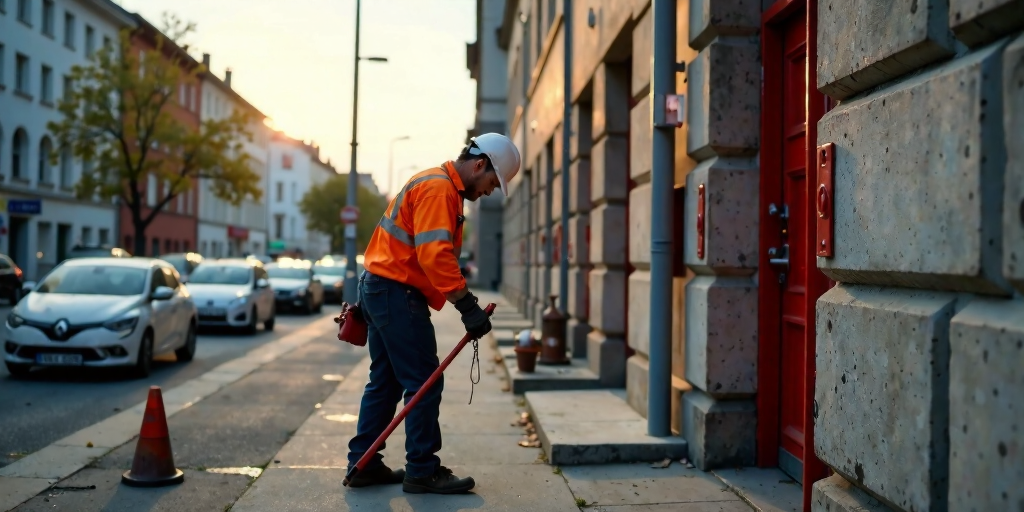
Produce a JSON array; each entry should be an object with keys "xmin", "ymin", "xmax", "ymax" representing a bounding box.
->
[{"xmin": 8, "ymin": 199, "xmax": 42, "ymax": 215}]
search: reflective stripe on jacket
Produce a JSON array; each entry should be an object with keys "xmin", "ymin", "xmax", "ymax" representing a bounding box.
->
[{"xmin": 363, "ymin": 161, "xmax": 466, "ymax": 311}]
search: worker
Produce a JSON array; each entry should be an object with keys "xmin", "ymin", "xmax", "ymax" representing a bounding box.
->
[{"xmin": 345, "ymin": 133, "xmax": 521, "ymax": 493}]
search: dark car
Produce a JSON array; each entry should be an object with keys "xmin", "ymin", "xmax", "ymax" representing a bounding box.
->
[
  {"xmin": 66, "ymin": 245, "xmax": 132, "ymax": 259},
  {"xmin": 0, "ymin": 253, "xmax": 25, "ymax": 304},
  {"xmin": 159, "ymin": 252, "xmax": 204, "ymax": 283},
  {"xmin": 266, "ymin": 261, "xmax": 325, "ymax": 314},
  {"xmin": 313, "ymin": 255, "xmax": 363, "ymax": 304}
]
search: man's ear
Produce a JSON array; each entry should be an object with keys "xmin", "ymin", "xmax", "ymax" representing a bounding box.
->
[{"xmin": 476, "ymin": 159, "xmax": 488, "ymax": 174}]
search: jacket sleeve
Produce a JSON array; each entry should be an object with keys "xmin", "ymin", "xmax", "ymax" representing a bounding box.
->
[{"xmin": 410, "ymin": 190, "xmax": 467, "ymax": 295}]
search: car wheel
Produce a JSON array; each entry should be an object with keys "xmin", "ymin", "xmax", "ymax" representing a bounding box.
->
[
  {"xmin": 132, "ymin": 331, "xmax": 154, "ymax": 379},
  {"xmin": 244, "ymin": 307, "xmax": 258, "ymax": 335},
  {"xmin": 5, "ymin": 362, "xmax": 31, "ymax": 378},
  {"xmin": 264, "ymin": 306, "xmax": 276, "ymax": 331},
  {"xmin": 175, "ymin": 322, "xmax": 197, "ymax": 362}
]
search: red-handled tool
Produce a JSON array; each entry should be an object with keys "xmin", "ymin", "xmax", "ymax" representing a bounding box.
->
[{"xmin": 342, "ymin": 302, "xmax": 497, "ymax": 487}]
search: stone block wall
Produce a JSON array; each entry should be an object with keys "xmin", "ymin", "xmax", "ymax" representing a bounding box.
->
[
  {"xmin": 587, "ymin": 62, "xmax": 631, "ymax": 387},
  {"xmin": 680, "ymin": 0, "xmax": 761, "ymax": 471},
  {"xmin": 812, "ymin": 3, "xmax": 1024, "ymax": 510},
  {"xmin": 568, "ymin": 102, "xmax": 594, "ymax": 357}
]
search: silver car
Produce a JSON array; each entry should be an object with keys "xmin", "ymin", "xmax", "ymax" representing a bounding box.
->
[
  {"xmin": 4, "ymin": 258, "xmax": 198, "ymax": 378},
  {"xmin": 186, "ymin": 259, "xmax": 275, "ymax": 333},
  {"xmin": 266, "ymin": 261, "xmax": 324, "ymax": 314}
]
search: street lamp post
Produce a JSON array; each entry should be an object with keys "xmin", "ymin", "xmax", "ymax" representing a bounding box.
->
[
  {"xmin": 344, "ymin": 0, "xmax": 388, "ymax": 304},
  {"xmin": 388, "ymin": 135, "xmax": 411, "ymax": 197}
]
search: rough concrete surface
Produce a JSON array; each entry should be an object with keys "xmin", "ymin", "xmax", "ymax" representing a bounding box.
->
[
  {"xmin": 811, "ymin": 474, "xmax": 894, "ymax": 512},
  {"xmin": 815, "ymin": 285, "xmax": 959, "ymax": 512},
  {"xmin": 681, "ymin": 389, "xmax": 756, "ymax": 471},
  {"xmin": 572, "ymin": 101, "xmax": 594, "ymax": 160},
  {"xmin": 687, "ymin": 39, "xmax": 761, "ymax": 160},
  {"xmin": 14, "ymin": 469, "xmax": 251, "ymax": 512},
  {"xmin": 1005, "ymin": 33, "xmax": 1024, "ymax": 294},
  {"xmin": 568, "ymin": 318, "xmax": 592, "ymax": 357},
  {"xmin": 684, "ymin": 276, "xmax": 758, "ymax": 398},
  {"xmin": 684, "ymin": 157, "xmax": 760, "ymax": 274},
  {"xmin": 626, "ymin": 354, "xmax": 649, "ymax": 419},
  {"xmin": 816, "ymin": 0, "xmax": 956, "ymax": 100},
  {"xmin": 630, "ymin": 184, "xmax": 653, "ymax": 266},
  {"xmin": 570, "ymin": 159, "xmax": 593, "ymax": 215},
  {"xmin": 712, "ymin": 467, "xmax": 802, "ymax": 512},
  {"xmin": 562, "ymin": 463, "xmax": 742, "ymax": 508},
  {"xmin": 631, "ymin": 95, "xmax": 653, "ymax": 181},
  {"xmin": 591, "ymin": 135, "xmax": 631, "ymax": 204},
  {"xmin": 588, "ymin": 331, "xmax": 628, "ymax": 387},
  {"xmin": 949, "ymin": 0, "xmax": 1024, "ymax": 47},
  {"xmin": 568, "ymin": 265, "xmax": 590, "ymax": 319},
  {"xmin": 628, "ymin": 271, "xmax": 651, "ymax": 356},
  {"xmin": 817, "ymin": 40, "xmax": 1012, "ymax": 296},
  {"xmin": 593, "ymin": 63, "xmax": 632, "ymax": 141},
  {"xmin": 688, "ymin": 0, "xmax": 762, "ymax": 51},
  {"xmin": 948, "ymin": 297, "xmax": 1024, "ymax": 511},
  {"xmin": 589, "ymin": 267, "xmax": 627, "ymax": 334},
  {"xmin": 498, "ymin": 346, "xmax": 602, "ymax": 394},
  {"xmin": 589, "ymin": 204, "xmax": 628, "ymax": 268}
]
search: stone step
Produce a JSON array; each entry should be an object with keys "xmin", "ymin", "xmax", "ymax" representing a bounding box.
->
[
  {"xmin": 490, "ymin": 317, "xmax": 534, "ymax": 332},
  {"xmin": 498, "ymin": 346, "xmax": 603, "ymax": 394},
  {"xmin": 525, "ymin": 389, "xmax": 689, "ymax": 466}
]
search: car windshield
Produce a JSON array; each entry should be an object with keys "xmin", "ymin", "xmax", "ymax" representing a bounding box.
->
[
  {"xmin": 313, "ymin": 265, "xmax": 346, "ymax": 277},
  {"xmin": 187, "ymin": 265, "xmax": 251, "ymax": 285},
  {"xmin": 36, "ymin": 265, "xmax": 148, "ymax": 296},
  {"xmin": 160, "ymin": 255, "xmax": 189, "ymax": 276},
  {"xmin": 267, "ymin": 267, "xmax": 310, "ymax": 280},
  {"xmin": 68, "ymin": 248, "xmax": 113, "ymax": 258}
]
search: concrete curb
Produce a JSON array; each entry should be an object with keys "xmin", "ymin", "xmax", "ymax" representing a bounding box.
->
[{"xmin": 0, "ymin": 316, "xmax": 337, "ymax": 512}]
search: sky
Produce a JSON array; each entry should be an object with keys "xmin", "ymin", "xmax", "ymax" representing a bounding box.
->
[{"xmin": 117, "ymin": 0, "xmax": 479, "ymax": 197}]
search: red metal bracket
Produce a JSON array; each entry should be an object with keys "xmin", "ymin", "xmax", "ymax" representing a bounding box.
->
[
  {"xmin": 696, "ymin": 183, "xmax": 706, "ymax": 260},
  {"xmin": 816, "ymin": 143, "xmax": 835, "ymax": 258}
]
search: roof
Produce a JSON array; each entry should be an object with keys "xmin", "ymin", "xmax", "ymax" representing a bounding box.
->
[
  {"xmin": 130, "ymin": 14, "xmax": 202, "ymax": 70},
  {"xmin": 63, "ymin": 257, "xmax": 170, "ymax": 269},
  {"xmin": 201, "ymin": 70, "xmax": 268, "ymax": 119},
  {"xmin": 84, "ymin": 0, "xmax": 136, "ymax": 27}
]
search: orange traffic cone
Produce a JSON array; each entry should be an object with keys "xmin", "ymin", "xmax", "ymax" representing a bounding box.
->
[{"xmin": 121, "ymin": 386, "xmax": 185, "ymax": 487}]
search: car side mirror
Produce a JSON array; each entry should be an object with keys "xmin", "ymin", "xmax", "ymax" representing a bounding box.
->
[
  {"xmin": 256, "ymin": 278, "xmax": 269, "ymax": 289},
  {"xmin": 151, "ymin": 286, "xmax": 174, "ymax": 301},
  {"xmin": 21, "ymin": 281, "xmax": 36, "ymax": 294}
]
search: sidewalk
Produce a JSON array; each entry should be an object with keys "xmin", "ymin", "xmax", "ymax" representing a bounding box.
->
[{"xmin": 231, "ymin": 290, "xmax": 757, "ymax": 511}]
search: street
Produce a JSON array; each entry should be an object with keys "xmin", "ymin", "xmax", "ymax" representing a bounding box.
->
[{"xmin": 0, "ymin": 305, "xmax": 347, "ymax": 472}]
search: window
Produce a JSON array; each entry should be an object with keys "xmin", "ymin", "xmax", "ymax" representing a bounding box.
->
[
  {"xmin": 85, "ymin": 25, "xmax": 95, "ymax": 56},
  {"xmin": 15, "ymin": 53, "xmax": 29, "ymax": 95},
  {"xmin": 81, "ymin": 226, "xmax": 92, "ymax": 245},
  {"xmin": 59, "ymin": 145, "xmax": 72, "ymax": 187},
  {"xmin": 38, "ymin": 136, "xmax": 53, "ymax": 183},
  {"xmin": 164, "ymin": 239, "xmax": 171, "ymax": 255},
  {"xmin": 42, "ymin": 0, "xmax": 54, "ymax": 36},
  {"xmin": 17, "ymin": 0, "xmax": 29, "ymax": 24},
  {"xmin": 291, "ymin": 183, "xmax": 296, "ymax": 202},
  {"xmin": 274, "ymin": 214, "xmax": 284, "ymax": 239},
  {"xmin": 98, "ymin": 228, "xmax": 109, "ymax": 246},
  {"xmin": 103, "ymin": 35, "xmax": 111, "ymax": 49},
  {"xmin": 64, "ymin": 12, "xmax": 75, "ymax": 49},
  {"xmin": 11, "ymin": 128, "xmax": 27, "ymax": 179},
  {"xmin": 40, "ymin": 65, "xmax": 52, "ymax": 103},
  {"xmin": 282, "ymin": 153, "xmax": 293, "ymax": 169},
  {"xmin": 151, "ymin": 238, "xmax": 160, "ymax": 257},
  {"xmin": 275, "ymin": 182, "xmax": 283, "ymax": 202},
  {"xmin": 62, "ymin": 75, "xmax": 73, "ymax": 101}
]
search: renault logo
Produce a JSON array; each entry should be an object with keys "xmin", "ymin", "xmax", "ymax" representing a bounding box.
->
[{"xmin": 54, "ymin": 319, "xmax": 70, "ymax": 339}]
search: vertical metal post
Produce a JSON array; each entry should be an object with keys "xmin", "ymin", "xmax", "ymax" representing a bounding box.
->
[
  {"xmin": 559, "ymin": 0, "xmax": 572, "ymax": 315},
  {"xmin": 343, "ymin": 0, "xmax": 361, "ymax": 304},
  {"xmin": 648, "ymin": 0, "xmax": 675, "ymax": 437}
]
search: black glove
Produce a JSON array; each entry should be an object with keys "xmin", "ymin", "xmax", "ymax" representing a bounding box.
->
[{"xmin": 454, "ymin": 292, "xmax": 491, "ymax": 339}]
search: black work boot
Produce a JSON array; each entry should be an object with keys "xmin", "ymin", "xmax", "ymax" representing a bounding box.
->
[
  {"xmin": 402, "ymin": 465, "xmax": 475, "ymax": 494},
  {"xmin": 346, "ymin": 463, "xmax": 406, "ymax": 488}
]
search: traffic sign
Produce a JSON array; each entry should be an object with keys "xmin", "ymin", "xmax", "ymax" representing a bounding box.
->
[{"xmin": 340, "ymin": 206, "xmax": 360, "ymax": 224}]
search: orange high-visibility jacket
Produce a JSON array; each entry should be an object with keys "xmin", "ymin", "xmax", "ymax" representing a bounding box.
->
[{"xmin": 363, "ymin": 162, "xmax": 466, "ymax": 311}]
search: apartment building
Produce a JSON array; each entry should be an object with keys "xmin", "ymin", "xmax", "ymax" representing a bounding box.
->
[{"xmin": 267, "ymin": 133, "xmax": 331, "ymax": 259}]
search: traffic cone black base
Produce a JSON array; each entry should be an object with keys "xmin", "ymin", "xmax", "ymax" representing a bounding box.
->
[{"xmin": 121, "ymin": 386, "xmax": 185, "ymax": 488}]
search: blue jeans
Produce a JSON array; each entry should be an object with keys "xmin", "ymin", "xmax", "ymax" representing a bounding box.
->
[{"xmin": 346, "ymin": 271, "xmax": 443, "ymax": 478}]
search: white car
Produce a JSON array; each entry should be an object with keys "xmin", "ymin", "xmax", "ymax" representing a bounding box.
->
[
  {"xmin": 4, "ymin": 258, "xmax": 198, "ymax": 378},
  {"xmin": 186, "ymin": 259, "xmax": 275, "ymax": 333}
]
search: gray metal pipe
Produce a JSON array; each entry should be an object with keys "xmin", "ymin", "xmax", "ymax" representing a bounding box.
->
[
  {"xmin": 647, "ymin": 0, "xmax": 676, "ymax": 437},
  {"xmin": 343, "ymin": 0, "xmax": 362, "ymax": 304},
  {"xmin": 559, "ymin": 0, "xmax": 572, "ymax": 315}
]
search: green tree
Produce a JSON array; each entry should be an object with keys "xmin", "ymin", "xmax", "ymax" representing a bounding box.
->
[
  {"xmin": 47, "ymin": 14, "xmax": 261, "ymax": 256},
  {"xmin": 299, "ymin": 174, "xmax": 389, "ymax": 253}
]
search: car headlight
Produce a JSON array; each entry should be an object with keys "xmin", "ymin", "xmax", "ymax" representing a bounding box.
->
[
  {"xmin": 7, "ymin": 313, "xmax": 25, "ymax": 328},
  {"xmin": 333, "ymin": 281, "xmax": 343, "ymax": 288},
  {"xmin": 292, "ymin": 288, "xmax": 306, "ymax": 297},
  {"xmin": 103, "ymin": 312, "xmax": 140, "ymax": 338},
  {"xmin": 229, "ymin": 295, "xmax": 250, "ymax": 307}
]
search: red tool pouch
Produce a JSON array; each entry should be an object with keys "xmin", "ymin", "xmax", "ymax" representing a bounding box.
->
[{"xmin": 335, "ymin": 302, "xmax": 368, "ymax": 347}]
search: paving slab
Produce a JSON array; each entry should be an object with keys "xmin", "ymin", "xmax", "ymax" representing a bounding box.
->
[
  {"xmin": 561, "ymin": 463, "xmax": 741, "ymax": 507},
  {"xmin": 499, "ymin": 346, "xmax": 603, "ymax": 394},
  {"xmin": 232, "ymin": 466, "xmax": 580, "ymax": 512},
  {"xmin": 13, "ymin": 468, "xmax": 251, "ymax": 512},
  {"xmin": 527, "ymin": 390, "xmax": 688, "ymax": 465},
  {"xmin": 0, "ymin": 477, "xmax": 56, "ymax": 512},
  {"xmin": 0, "ymin": 445, "xmax": 104, "ymax": 479},
  {"xmin": 712, "ymin": 468, "xmax": 802, "ymax": 512},
  {"xmin": 591, "ymin": 503, "xmax": 755, "ymax": 511},
  {"xmin": 491, "ymin": 318, "xmax": 535, "ymax": 332},
  {"xmin": 293, "ymin": 405, "xmax": 362, "ymax": 436}
]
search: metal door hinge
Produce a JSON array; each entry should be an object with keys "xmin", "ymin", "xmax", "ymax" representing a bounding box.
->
[{"xmin": 816, "ymin": 143, "xmax": 835, "ymax": 258}]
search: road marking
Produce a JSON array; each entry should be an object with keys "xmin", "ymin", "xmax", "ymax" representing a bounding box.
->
[{"xmin": 0, "ymin": 316, "xmax": 337, "ymax": 512}]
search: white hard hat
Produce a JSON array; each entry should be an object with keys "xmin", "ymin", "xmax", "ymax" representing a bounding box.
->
[{"xmin": 465, "ymin": 133, "xmax": 521, "ymax": 196}]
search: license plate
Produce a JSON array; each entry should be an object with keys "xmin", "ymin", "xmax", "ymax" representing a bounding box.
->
[
  {"xmin": 36, "ymin": 353, "xmax": 83, "ymax": 365},
  {"xmin": 199, "ymin": 307, "xmax": 225, "ymax": 316}
]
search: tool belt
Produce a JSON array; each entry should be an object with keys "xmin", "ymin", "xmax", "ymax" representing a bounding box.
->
[{"xmin": 334, "ymin": 302, "xmax": 368, "ymax": 347}]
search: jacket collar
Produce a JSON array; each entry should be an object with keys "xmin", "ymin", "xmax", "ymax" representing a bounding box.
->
[{"xmin": 441, "ymin": 161, "xmax": 466, "ymax": 192}]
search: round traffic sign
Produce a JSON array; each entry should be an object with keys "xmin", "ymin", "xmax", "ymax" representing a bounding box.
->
[{"xmin": 340, "ymin": 206, "xmax": 360, "ymax": 223}]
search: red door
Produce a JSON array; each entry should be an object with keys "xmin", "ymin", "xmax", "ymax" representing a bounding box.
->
[{"xmin": 758, "ymin": 1, "xmax": 832, "ymax": 510}]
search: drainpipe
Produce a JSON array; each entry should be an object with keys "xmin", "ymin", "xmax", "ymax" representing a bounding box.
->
[
  {"xmin": 559, "ymin": 0, "xmax": 572, "ymax": 315},
  {"xmin": 648, "ymin": 0, "xmax": 676, "ymax": 437}
]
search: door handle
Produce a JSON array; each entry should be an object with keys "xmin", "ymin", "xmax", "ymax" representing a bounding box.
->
[{"xmin": 767, "ymin": 244, "xmax": 790, "ymax": 284}]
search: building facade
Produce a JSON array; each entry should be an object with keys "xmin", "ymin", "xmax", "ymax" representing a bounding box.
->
[
  {"xmin": 465, "ymin": 0, "xmax": 510, "ymax": 291},
  {"xmin": 0, "ymin": 0, "xmax": 134, "ymax": 280},
  {"xmin": 197, "ymin": 56, "xmax": 270, "ymax": 259},
  {"xmin": 495, "ymin": 0, "xmax": 1024, "ymax": 511},
  {"xmin": 267, "ymin": 133, "xmax": 331, "ymax": 259}
]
